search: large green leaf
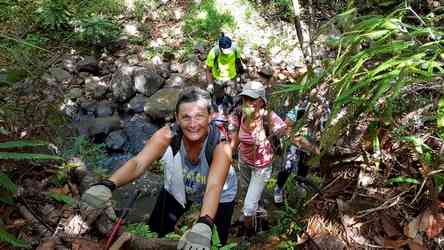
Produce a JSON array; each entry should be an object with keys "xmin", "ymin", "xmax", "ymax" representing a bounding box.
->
[
  {"xmin": 0, "ymin": 195, "xmax": 14, "ymax": 205},
  {"xmin": 47, "ymin": 192, "xmax": 74, "ymax": 206},
  {"xmin": 0, "ymin": 140, "xmax": 48, "ymax": 149},
  {"xmin": 0, "ymin": 171, "xmax": 16, "ymax": 193},
  {"xmin": 387, "ymin": 176, "xmax": 421, "ymax": 186},
  {"xmin": 0, "ymin": 152, "xmax": 63, "ymax": 161},
  {"xmin": 438, "ymin": 97, "xmax": 444, "ymax": 129},
  {"xmin": 0, "ymin": 227, "xmax": 29, "ymax": 248}
]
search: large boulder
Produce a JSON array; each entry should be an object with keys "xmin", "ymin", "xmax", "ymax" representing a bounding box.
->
[
  {"xmin": 76, "ymin": 114, "xmax": 121, "ymax": 139},
  {"xmin": 95, "ymin": 101, "xmax": 114, "ymax": 117},
  {"xmin": 182, "ymin": 60, "xmax": 199, "ymax": 78},
  {"xmin": 66, "ymin": 88, "xmax": 83, "ymax": 100},
  {"xmin": 164, "ymin": 73, "xmax": 185, "ymax": 88},
  {"xmin": 89, "ymin": 115, "xmax": 121, "ymax": 137},
  {"xmin": 105, "ymin": 130, "xmax": 127, "ymax": 150},
  {"xmin": 79, "ymin": 98, "xmax": 97, "ymax": 115},
  {"xmin": 123, "ymin": 114, "xmax": 159, "ymax": 155},
  {"xmin": 49, "ymin": 67, "xmax": 72, "ymax": 83},
  {"xmin": 126, "ymin": 94, "xmax": 146, "ymax": 113},
  {"xmin": 133, "ymin": 68, "xmax": 164, "ymax": 97},
  {"xmin": 85, "ymin": 76, "xmax": 108, "ymax": 99},
  {"xmin": 144, "ymin": 88, "xmax": 180, "ymax": 121},
  {"xmin": 111, "ymin": 65, "xmax": 136, "ymax": 102}
]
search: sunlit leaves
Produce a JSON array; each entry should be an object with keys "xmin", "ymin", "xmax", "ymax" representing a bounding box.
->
[
  {"xmin": 281, "ymin": 6, "xmax": 444, "ymax": 154},
  {"xmin": 438, "ymin": 97, "xmax": 444, "ymax": 139}
]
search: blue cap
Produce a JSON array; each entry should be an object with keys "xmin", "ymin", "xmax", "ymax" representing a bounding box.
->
[{"xmin": 219, "ymin": 36, "xmax": 232, "ymax": 49}]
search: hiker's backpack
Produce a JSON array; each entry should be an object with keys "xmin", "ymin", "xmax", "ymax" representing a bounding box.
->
[
  {"xmin": 169, "ymin": 122, "xmax": 222, "ymax": 165},
  {"xmin": 213, "ymin": 45, "xmax": 245, "ymax": 75}
]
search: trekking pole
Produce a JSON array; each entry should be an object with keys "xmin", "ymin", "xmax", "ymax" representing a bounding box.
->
[{"xmin": 105, "ymin": 189, "xmax": 141, "ymax": 250}]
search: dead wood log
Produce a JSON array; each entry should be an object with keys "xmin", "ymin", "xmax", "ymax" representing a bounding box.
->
[{"xmin": 110, "ymin": 232, "xmax": 178, "ymax": 250}]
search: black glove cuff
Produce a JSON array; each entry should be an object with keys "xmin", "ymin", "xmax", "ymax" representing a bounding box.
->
[
  {"xmin": 197, "ymin": 215, "xmax": 214, "ymax": 228},
  {"xmin": 93, "ymin": 179, "xmax": 116, "ymax": 192}
]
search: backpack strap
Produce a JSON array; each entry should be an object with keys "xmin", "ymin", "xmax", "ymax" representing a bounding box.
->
[
  {"xmin": 205, "ymin": 121, "xmax": 221, "ymax": 164},
  {"xmin": 213, "ymin": 46, "xmax": 220, "ymax": 71},
  {"xmin": 170, "ymin": 123, "xmax": 182, "ymax": 156}
]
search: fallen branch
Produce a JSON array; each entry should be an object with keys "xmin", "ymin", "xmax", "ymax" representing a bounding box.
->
[
  {"xmin": 304, "ymin": 175, "xmax": 341, "ymax": 207},
  {"xmin": 356, "ymin": 190, "xmax": 410, "ymax": 218},
  {"xmin": 110, "ymin": 232, "xmax": 178, "ymax": 250}
]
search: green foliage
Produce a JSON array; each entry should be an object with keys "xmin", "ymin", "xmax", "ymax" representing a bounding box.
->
[
  {"xmin": 183, "ymin": 0, "xmax": 235, "ymax": 54},
  {"xmin": 283, "ymin": 6, "xmax": 444, "ymax": 155},
  {"xmin": 265, "ymin": 177, "xmax": 277, "ymax": 192},
  {"xmin": 133, "ymin": 0, "xmax": 158, "ymax": 22},
  {"xmin": 438, "ymin": 96, "xmax": 444, "ymax": 139},
  {"xmin": 35, "ymin": 0, "xmax": 71, "ymax": 31},
  {"xmin": 211, "ymin": 224, "xmax": 221, "ymax": 250},
  {"xmin": 47, "ymin": 192, "xmax": 74, "ymax": 206},
  {"xmin": 126, "ymin": 223, "xmax": 158, "ymax": 239},
  {"xmin": 0, "ymin": 139, "xmax": 63, "ymax": 205},
  {"xmin": 277, "ymin": 240, "xmax": 297, "ymax": 249},
  {"xmin": 0, "ymin": 171, "xmax": 16, "ymax": 194},
  {"xmin": 271, "ymin": 203, "xmax": 303, "ymax": 236},
  {"xmin": 0, "ymin": 152, "xmax": 63, "ymax": 161},
  {"xmin": 0, "ymin": 139, "xmax": 60, "ymax": 248},
  {"xmin": 0, "ymin": 140, "xmax": 49, "ymax": 149},
  {"xmin": 0, "ymin": 140, "xmax": 63, "ymax": 161},
  {"xmin": 76, "ymin": 0, "xmax": 124, "ymax": 17},
  {"xmin": 434, "ymin": 175, "xmax": 444, "ymax": 192},
  {"xmin": 50, "ymin": 162, "xmax": 80, "ymax": 186},
  {"xmin": 0, "ymin": 227, "xmax": 29, "ymax": 248},
  {"xmin": 164, "ymin": 231, "xmax": 181, "ymax": 240},
  {"xmin": 272, "ymin": 0, "xmax": 293, "ymax": 19},
  {"xmin": 72, "ymin": 16, "xmax": 121, "ymax": 47},
  {"xmin": 0, "ymin": 33, "xmax": 51, "ymax": 76},
  {"xmin": 220, "ymin": 243, "xmax": 238, "ymax": 250},
  {"xmin": 64, "ymin": 136, "xmax": 107, "ymax": 169},
  {"xmin": 386, "ymin": 176, "xmax": 421, "ymax": 186},
  {"xmin": 399, "ymin": 135, "xmax": 434, "ymax": 166}
]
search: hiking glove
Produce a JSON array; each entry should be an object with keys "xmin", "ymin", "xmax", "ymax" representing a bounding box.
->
[
  {"xmin": 79, "ymin": 180, "xmax": 116, "ymax": 225},
  {"xmin": 177, "ymin": 222, "xmax": 212, "ymax": 250}
]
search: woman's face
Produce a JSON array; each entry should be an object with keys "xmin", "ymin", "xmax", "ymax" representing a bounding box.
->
[
  {"xmin": 242, "ymin": 96, "xmax": 263, "ymax": 117},
  {"xmin": 176, "ymin": 100, "xmax": 211, "ymax": 142}
]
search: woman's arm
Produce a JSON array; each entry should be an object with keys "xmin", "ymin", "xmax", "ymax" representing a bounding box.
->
[
  {"xmin": 109, "ymin": 126, "xmax": 172, "ymax": 187},
  {"xmin": 270, "ymin": 111, "xmax": 287, "ymax": 136},
  {"xmin": 200, "ymin": 142, "xmax": 232, "ymax": 219},
  {"xmin": 292, "ymin": 136, "xmax": 320, "ymax": 155}
]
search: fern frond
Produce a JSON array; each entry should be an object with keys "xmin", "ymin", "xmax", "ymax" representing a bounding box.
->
[
  {"xmin": 0, "ymin": 140, "xmax": 48, "ymax": 149},
  {"xmin": 47, "ymin": 192, "xmax": 74, "ymax": 206},
  {"xmin": 0, "ymin": 227, "xmax": 29, "ymax": 248},
  {"xmin": 0, "ymin": 152, "xmax": 63, "ymax": 161},
  {"xmin": 0, "ymin": 195, "xmax": 14, "ymax": 205},
  {"xmin": 0, "ymin": 171, "xmax": 16, "ymax": 193}
]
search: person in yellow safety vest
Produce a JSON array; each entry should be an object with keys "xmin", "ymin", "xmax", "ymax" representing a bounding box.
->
[{"xmin": 206, "ymin": 33, "xmax": 242, "ymax": 113}]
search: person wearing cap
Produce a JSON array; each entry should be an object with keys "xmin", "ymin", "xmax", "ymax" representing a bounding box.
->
[
  {"xmin": 206, "ymin": 34, "xmax": 242, "ymax": 111},
  {"xmin": 228, "ymin": 81, "xmax": 287, "ymax": 236}
]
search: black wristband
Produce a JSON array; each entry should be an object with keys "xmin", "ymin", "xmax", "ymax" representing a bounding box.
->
[
  {"xmin": 93, "ymin": 179, "xmax": 116, "ymax": 192},
  {"xmin": 197, "ymin": 215, "xmax": 214, "ymax": 228}
]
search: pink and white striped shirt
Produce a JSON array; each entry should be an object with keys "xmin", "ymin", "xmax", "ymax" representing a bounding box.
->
[{"xmin": 231, "ymin": 111, "xmax": 286, "ymax": 168}]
